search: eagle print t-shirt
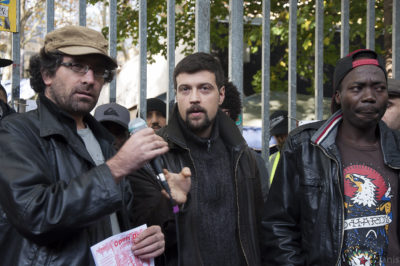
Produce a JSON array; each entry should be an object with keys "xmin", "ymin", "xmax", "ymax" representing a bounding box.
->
[{"xmin": 337, "ymin": 136, "xmax": 399, "ymax": 266}]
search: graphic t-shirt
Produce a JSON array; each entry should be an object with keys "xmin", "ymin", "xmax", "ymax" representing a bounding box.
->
[{"xmin": 337, "ymin": 136, "xmax": 399, "ymax": 266}]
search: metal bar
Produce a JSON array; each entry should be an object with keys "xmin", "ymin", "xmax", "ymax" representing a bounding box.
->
[
  {"xmin": 109, "ymin": 0, "xmax": 117, "ymax": 103},
  {"xmin": 46, "ymin": 0, "xmax": 54, "ymax": 32},
  {"xmin": 315, "ymin": 0, "xmax": 323, "ymax": 120},
  {"xmin": 138, "ymin": 0, "xmax": 147, "ymax": 118},
  {"xmin": 288, "ymin": 0, "xmax": 297, "ymax": 131},
  {"xmin": 195, "ymin": 0, "xmax": 210, "ymax": 52},
  {"xmin": 167, "ymin": 0, "xmax": 175, "ymax": 121},
  {"xmin": 11, "ymin": 0, "xmax": 20, "ymax": 111},
  {"xmin": 79, "ymin": 0, "xmax": 86, "ymax": 26},
  {"xmin": 366, "ymin": 0, "xmax": 375, "ymax": 49},
  {"xmin": 393, "ymin": 0, "xmax": 400, "ymax": 79},
  {"xmin": 229, "ymin": 0, "xmax": 243, "ymax": 130},
  {"xmin": 340, "ymin": 0, "xmax": 349, "ymax": 57},
  {"xmin": 261, "ymin": 0, "xmax": 271, "ymax": 162}
]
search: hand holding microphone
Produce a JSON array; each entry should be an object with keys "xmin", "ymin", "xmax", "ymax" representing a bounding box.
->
[{"xmin": 106, "ymin": 118, "xmax": 169, "ymax": 182}]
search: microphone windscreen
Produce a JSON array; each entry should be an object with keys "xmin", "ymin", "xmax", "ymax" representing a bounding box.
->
[{"xmin": 128, "ymin": 117, "xmax": 147, "ymax": 134}]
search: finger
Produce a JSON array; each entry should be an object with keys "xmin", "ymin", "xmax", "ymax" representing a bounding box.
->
[
  {"xmin": 132, "ymin": 231, "xmax": 164, "ymax": 252},
  {"xmin": 161, "ymin": 189, "xmax": 170, "ymax": 199},
  {"xmin": 131, "ymin": 127, "xmax": 155, "ymax": 137},
  {"xmin": 133, "ymin": 240, "xmax": 165, "ymax": 259},
  {"xmin": 133, "ymin": 226, "xmax": 159, "ymax": 243},
  {"xmin": 144, "ymin": 146, "xmax": 169, "ymax": 160},
  {"xmin": 181, "ymin": 167, "xmax": 191, "ymax": 177},
  {"xmin": 163, "ymin": 168, "xmax": 169, "ymax": 176}
]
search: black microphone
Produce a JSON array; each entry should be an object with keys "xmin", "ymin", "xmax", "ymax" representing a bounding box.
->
[{"xmin": 128, "ymin": 118, "xmax": 173, "ymax": 200}]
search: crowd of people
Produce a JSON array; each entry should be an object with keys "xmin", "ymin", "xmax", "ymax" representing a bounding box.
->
[{"xmin": 0, "ymin": 25, "xmax": 399, "ymax": 266}]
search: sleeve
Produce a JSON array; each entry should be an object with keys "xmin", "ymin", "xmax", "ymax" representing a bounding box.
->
[
  {"xmin": 260, "ymin": 137, "xmax": 304, "ymax": 265},
  {"xmin": 0, "ymin": 118, "xmax": 122, "ymax": 245},
  {"xmin": 127, "ymin": 165, "xmax": 178, "ymax": 249}
]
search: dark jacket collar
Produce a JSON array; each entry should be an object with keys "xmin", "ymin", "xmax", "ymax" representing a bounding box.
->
[
  {"xmin": 311, "ymin": 109, "xmax": 400, "ymax": 169},
  {"xmin": 37, "ymin": 94, "xmax": 115, "ymax": 164},
  {"xmin": 160, "ymin": 104, "xmax": 247, "ymax": 151}
]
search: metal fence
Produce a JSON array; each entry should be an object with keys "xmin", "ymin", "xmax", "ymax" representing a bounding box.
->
[{"xmin": 9, "ymin": 0, "xmax": 400, "ymax": 163}]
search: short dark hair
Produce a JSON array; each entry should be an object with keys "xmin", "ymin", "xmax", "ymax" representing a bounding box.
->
[
  {"xmin": 220, "ymin": 81, "xmax": 242, "ymax": 121},
  {"xmin": 173, "ymin": 52, "xmax": 225, "ymax": 91},
  {"xmin": 29, "ymin": 48, "xmax": 116, "ymax": 93}
]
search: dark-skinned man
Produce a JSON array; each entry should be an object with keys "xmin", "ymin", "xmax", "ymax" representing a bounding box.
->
[{"xmin": 262, "ymin": 49, "xmax": 400, "ymax": 265}]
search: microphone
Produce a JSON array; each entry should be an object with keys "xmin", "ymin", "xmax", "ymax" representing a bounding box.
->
[{"xmin": 128, "ymin": 118, "xmax": 175, "ymax": 209}]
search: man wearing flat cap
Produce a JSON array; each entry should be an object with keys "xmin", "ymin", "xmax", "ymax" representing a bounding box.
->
[
  {"xmin": 0, "ymin": 57, "xmax": 15, "ymax": 120},
  {"xmin": 262, "ymin": 49, "xmax": 400, "ymax": 265},
  {"xmin": 383, "ymin": 78, "xmax": 400, "ymax": 131},
  {"xmin": 0, "ymin": 25, "xmax": 192, "ymax": 265}
]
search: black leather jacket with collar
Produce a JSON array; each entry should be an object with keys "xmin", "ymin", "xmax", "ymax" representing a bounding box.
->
[
  {"xmin": 129, "ymin": 108, "xmax": 263, "ymax": 266},
  {"xmin": 0, "ymin": 94, "xmax": 132, "ymax": 266},
  {"xmin": 261, "ymin": 110, "xmax": 400, "ymax": 265}
]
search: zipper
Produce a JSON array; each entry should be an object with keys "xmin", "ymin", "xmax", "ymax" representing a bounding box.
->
[
  {"xmin": 233, "ymin": 148, "xmax": 250, "ymax": 266},
  {"xmin": 312, "ymin": 142, "xmax": 344, "ymax": 265},
  {"xmin": 207, "ymin": 139, "xmax": 211, "ymax": 152},
  {"xmin": 183, "ymin": 145, "xmax": 204, "ymax": 265}
]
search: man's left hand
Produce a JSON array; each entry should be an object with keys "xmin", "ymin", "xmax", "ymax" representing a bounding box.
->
[{"xmin": 131, "ymin": 225, "xmax": 165, "ymax": 259}]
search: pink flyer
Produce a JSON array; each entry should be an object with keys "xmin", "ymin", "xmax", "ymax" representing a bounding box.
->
[{"xmin": 91, "ymin": 224, "xmax": 154, "ymax": 266}]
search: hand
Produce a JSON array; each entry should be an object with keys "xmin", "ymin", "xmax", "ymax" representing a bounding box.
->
[
  {"xmin": 131, "ymin": 225, "xmax": 165, "ymax": 259},
  {"xmin": 106, "ymin": 128, "xmax": 169, "ymax": 182},
  {"xmin": 162, "ymin": 167, "xmax": 191, "ymax": 205}
]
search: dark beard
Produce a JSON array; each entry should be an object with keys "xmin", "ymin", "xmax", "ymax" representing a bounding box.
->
[
  {"xmin": 185, "ymin": 113, "xmax": 213, "ymax": 134},
  {"xmin": 185, "ymin": 104, "xmax": 214, "ymax": 134}
]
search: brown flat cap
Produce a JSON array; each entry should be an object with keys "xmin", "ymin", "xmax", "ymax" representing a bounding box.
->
[
  {"xmin": 44, "ymin": 25, "xmax": 117, "ymax": 68},
  {"xmin": 388, "ymin": 78, "xmax": 400, "ymax": 97}
]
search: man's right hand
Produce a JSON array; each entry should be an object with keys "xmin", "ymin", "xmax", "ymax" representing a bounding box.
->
[{"xmin": 106, "ymin": 128, "xmax": 169, "ymax": 182}]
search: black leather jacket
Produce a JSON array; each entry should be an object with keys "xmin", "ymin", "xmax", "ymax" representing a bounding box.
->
[
  {"xmin": 129, "ymin": 108, "xmax": 263, "ymax": 266},
  {"xmin": 0, "ymin": 94, "xmax": 132, "ymax": 266},
  {"xmin": 261, "ymin": 111, "xmax": 400, "ymax": 265}
]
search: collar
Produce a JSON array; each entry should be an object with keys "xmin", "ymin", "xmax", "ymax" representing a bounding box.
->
[
  {"xmin": 311, "ymin": 109, "xmax": 343, "ymax": 147},
  {"xmin": 37, "ymin": 93, "xmax": 113, "ymax": 144},
  {"xmin": 311, "ymin": 109, "xmax": 400, "ymax": 168},
  {"xmin": 177, "ymin": 110, "xmax": 220, "ymax": 147}
]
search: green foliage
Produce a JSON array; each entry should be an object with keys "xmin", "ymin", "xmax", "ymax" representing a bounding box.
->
[{"xmin": 89, "ymin": 0, "xmax": 386, "ymax": 94}]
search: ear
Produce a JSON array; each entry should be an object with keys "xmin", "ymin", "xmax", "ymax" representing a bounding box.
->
[
  {"xmin": 334, "ymin": 90, "xmax": 341, "ymax": 105},
  {"xmin": 218, "ymin": 86, "xmax": 225, "ymax": 105},
  {"xmin": 41, "ymin": 71, "xmax": 53, "ymax": 87}
]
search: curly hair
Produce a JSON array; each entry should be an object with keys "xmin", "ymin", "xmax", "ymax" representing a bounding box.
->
[
  {"xmin": 29, "ymin": 48, "xmax": 63, "ymax": 93},
  {"xmin": 220, "ymin": 81, "xmax": 242, "ymax": 121}
]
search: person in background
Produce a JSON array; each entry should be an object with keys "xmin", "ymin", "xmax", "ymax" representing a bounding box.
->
[
  {"xmin": 382, "ymin": 78, "xmax": 400, "ymax": 131},
  {"xmin": 94, "ymin": 102, "xmax": 130, "ymax": 150},
  {"xmin": 268, "ymin": 110, "xmax": 288, "ymax": 184},
  {"xmin": 0, "ymin": 58, "xmax": 15, "ymax": 120},
  {"xmin": 220, "ymin": 81, "xmax": 242, "ymax": 124},
  {"xmin": 221, "ymin": 80, "xmax": 270, "ymax": 201},
  {"xmin": 0, "ymin": 25, "xmax": 173, "ymax": 265},
  {"xmin": 129, "ymin": 52, "xmax": 263, "ymax": 265},
  {"xmin": 262, "ymin": 49, "xmax": 400, "ymax": 265},
  {"xmin": 146, "ymin": 98, "xmax": 167, "ymax": 130}
]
